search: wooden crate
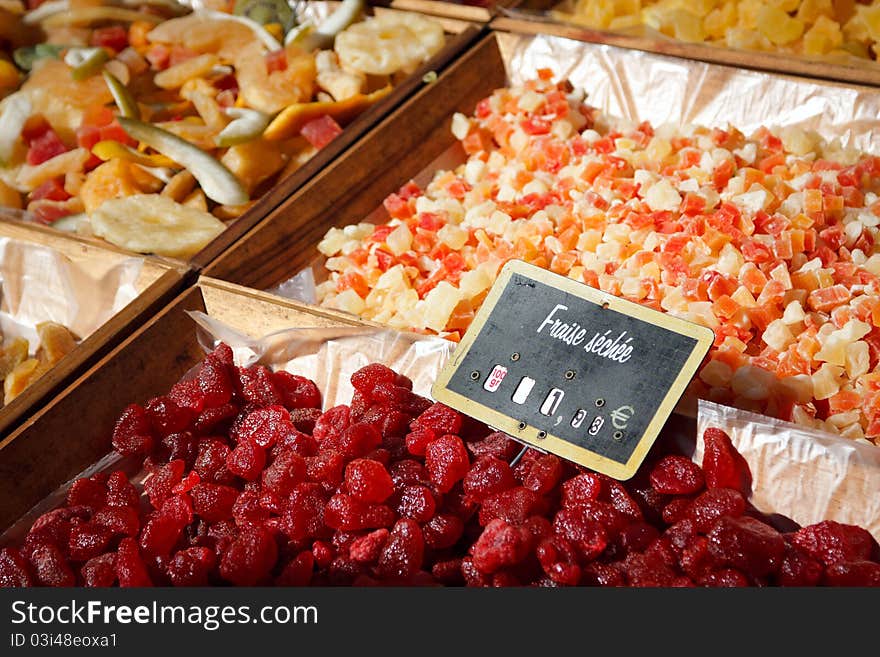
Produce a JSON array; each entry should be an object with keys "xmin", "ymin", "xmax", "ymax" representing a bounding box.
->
[
  {"xmin": 0, "ymin": 278, "xmax": 364, "ymax": 531},
  {"xmin": 493, "ymin": 8, "xmax": 880, "ymax": 87},
  {"xmin": 0, "ymin": 222, "xmax": 187, "ymax": 439},
  {"xmin": 389, "ymin": 0, "xmax": 556, "ymax": 23}
]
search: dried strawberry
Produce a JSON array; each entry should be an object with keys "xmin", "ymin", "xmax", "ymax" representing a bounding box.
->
[
  {"xmin": 621, "ymin": 551, "xmax": 678, "ymax": 587},
  {"xmin": 470, "ymin": 519, "xmax": 533, "ymax": 575},
  {"xmin": 0, "ymin": 548, "xmax": 34, "ymax": 587},
  {"xmin": 306, "ymin": 450, "xmax": 345, "ymax": 489},
  {"xmin": 337, "ymin": 422, "xmax": 382, "ymax": 459},
  {"xmin": 232, "ymin": 406, "xmax": 291, "ymax": 448},
  {"xmin": 28, "ymin": 544, "xmax": 73, "ymax": 587},
  {"xmin": 466, "ymin": 431, "xmax": 521, "ymax": 461},
  {"xmin": 791, "ymin": 520, "xmax": 878, "ymax": 567},
  {"xmin": 194, "ymin": 439, "xmax": 233, "ymax": 484},
  {"xmin": 619, "ymin": 520, "xmax": 660, "ymax": 554},
  {"xmin": 425, "ymin": 434, "xmax": 470, "ymax": 493},
  {"xmin": 198, "ymin": 357, "xmax": 234, "ymax": 408},
  {"xmin": 313, "ymin": 405, "xmax": 351, "ymax": 444},
  {"xmin": 536, "ymin": 535, "xmax": 582, "ymax": 585},
  {"xmin": 66, "ymin": 476, "xmax": 107, "ymax": 511},
  {"xmin": 377, "ymin": 519, "xmax": 424, "ymax": 580},
  {"xmin": 561, "ymin": 473, "xmax": 603, "ymax": 507},
  {"xmin": 397, "ymin": 485, "xmax": 436, "ymax": 522},
  {"xmin": 140, "ymin": 515, "xmax": 184, "ymax": 559},
  {"xmin": 553, "ymin": 508, "xmax": 608, "ymax": 562},
  {"xmin": 226, "ymin": 441, "xmax": 266, "ymax": 481},
  {"xmin": 432, "ymin": 558, "xmax": 465, "ymax": 586},
  {"xmin": 479, "ymin": 487, "xmax": 545, "ymax": 526},
  {"xmin": 701, "ymin": 427, "xmax": 752, "ymax": 496},
  {"xmin": 463, "ymin": 455, "xmax": 516, "ymax": 502},
  {"xmin": 777, "ymin": 541, "xmax": 823, "ymax": 586},
  {"xmin": 349, "ymin": 529, "xmax": 390, "ymax": 563},
  {"xmin": 81, "ymin": 553, "xmax": 116, "ymax": 587},
  {"xmin": 68, "ymin": 523, "xmax": 113, "ymax": 562},
  {"xmin": 323, "ymin": 494, "xmax": 395, "ymax": 532},
  {"xmin": 145, "ymin": 395, "xmax": 193, "ymax": 437},
  {"xmin": 351, "ymin": 364, "xmax": 397, "ymax": 397},
  {"xmin": 262, "ymin": 449, "xmax": 307, "ymax": 496},
  {"xmin": 273, "ymin": 371, "xmax": 321, "ymax": 409},
  {"xmin": 412, "ymin": 403, "xmax": 463, "ymax": 436},
  {"xmin": 701, "ymin": 569, "xmax": 749, "ymax": 587},
  {"xmin": 582, "ymin": 561, "xmax": 624, "ymax": 587},
  {"xmin": 191, "ymin": 483, "xmax": 239, "ymax": 523},
  {"xmin": 273, "ymin": 429, "xmax": 318, "ymax": 458},
  {"xmin": 162, "ymin": 431, "xmax": 199, "ymax": 465},
  {"xmin": 521, "ymin": 454, "xmax": 563, "ymax": 495},
  {"xmin": 220, "ymin": 526, "xmax": 278, "ymax": 586},
  {"xmin": 423, "ymin": 514, "xmax": 465, "ymax": 550},
  {"xmin": 194, "ymin": 403, "xmax": 238, "ymax": 434},
  {"xmin": 145, "ymin": 459, "xmax": 185, "ymax": 508},
  {"xmin": 662, "ymin": 497, "xmax": 692, "ymax": 525},
  {"xmin": 824, "ymin": 560, "xmax": 880, "ymax": 586},
  {"xmin": 686, "ymin": 487, "xmax": 746, "ymax": 532},
  {"xmin": 405, "ymin": 427, "xmax": 436, "ymax": 456},
  {"xmin": 289, "ymin": 407, "xmax": 322, "ymax": 434},
  {"xmin": 706, "ymin": 516, "xmax": 785, "ymax": 578},
  {"xmin": 111, "ymin": 404, "xmax": 154, "ymax": 456},
  {"xmin": 275, "ymin": 551, "xmax": 315, "ymax": 586},
  {"xmin": 649, "ymin": 455, "xmax": 705, "ymax": 495},
  {"xmin": 105, "ymin": 471, "xmax": 139, "ymax": 509},
  {"xmin": 167, "ymin": 547, "xmax": 216, "ymax": 586},
  {"xmin": 389, "ymin": 459, "xmax": 428, "ymax": 489}
]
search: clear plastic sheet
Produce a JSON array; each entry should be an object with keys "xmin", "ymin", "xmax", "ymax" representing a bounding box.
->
[
  {"xmin": 697, "ymin": 399, "xmax": 880, "ymax": 542},
  {"xmin": 1, "ymin": 311, "xmax": 454, "ymax": 544},
  {"xmin": 0, "ymin": 237, "xmax": 143, "ymax": 354}
]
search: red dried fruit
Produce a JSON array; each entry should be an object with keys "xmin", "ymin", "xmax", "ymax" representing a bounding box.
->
[
  {"xmin": 536, "ymin": 536, "xmax": 582, "ymax": 585},
  {"xmin": 425, "ymin": 434, "xmax": 470, "ymax": 493},
  {"xmin": 162, "ymin": 431, "xmax": 199, "ymax": 464},
  {"xmin": 232, "ymin": 489, "xmax": 270, "ymax": 527},
  {"xmin": 275, "ymin": 551, "xmax": 314, "ymax": 586},
  {"xmin": 0, "ymin": 548, "xmax": 33, "ymax": 587},
  {"xmin": 194, "ymin": 403, "xmax": 238, "ymax": 434},
  {"xmin": 233, "ymin": 406, "xmax": 292, "ymax": 448},
  {"xmin": 111, "ymin": 404, "xmax": 154, "ymax": 456},
  {"xmin": 412, "ymin": 403, "xmax": 463, "ymax": 436},
  {"xmin": 140, "ymin": 515, "xmax": 184, "ymax": 559},
  {"xmin": 432, "ymin": 558, "xmax": 465, "ymax": 586},
  {"xmin": 349, "ymin": 529, "xmax": 390, "ymax": 563},
  {"xmin": 30, "ymin": 544, "xmax": 75, "ymax": 587},
  {"xmin": 777, "ymin": 542, "xmax": 823, "ymax": 586},
  {"xmin": 167, "ymin": 547, "xmax": 216, "ymax": 586},
  {"xmin": 66, "ymin": 476, "xmax": 107, "ymax": 510},
  {"xmin": 194, "ymin": 438, "xmax": 233, "ymax": 484},
  {"xmin": 405, "ymin": 427, "xmax": 436, "ymax": 456},
  {"xmin": 227, "ymin": 441, "xmax": 267, "ymax": 481},
  {"xmin": 662, "ymin": 497, "xmax": 692, "ymax": 525},
  {"xmin": 93, "ymin": 506, "xmax": 140, "ymax": 537},
  {"xmin": 706, "ymin": 516, "xmax": 785, "ymax": 578},
  {"xmin": 161, "ymin": 494, "xmax": 194, "ymax": 527},
  {"xmin": 702, "ymin": 568, "xmax": 749, "ymax": 587},
  {"xmin": 306, "ymin": 449, "xmax": 345, "ymax": 489},
  {"xmin": 289, "ymin": 407, "xmax": 322, "ymax": 434},
  {"xmin": 582, "ymin": 561, "xmax": 625, "ymax": 587},
  {"xmin": 377, "ymin": 519, "xmax": 424, "ymax": 579},
  {"xmin": 68, "ymin": 523, "xmax": 113, "ymax": 561},
  {"xmin": 351, "ymin": 363, "xmax": 397, "ymax": 398},
  {"xmin": 561, "ymin": 473, "xmax": 603, "ymax": 508},
  {"xmin": 466, "ymin": 431, "xmax": 521, "ymax": 461},
  {"xmin": 312, "ymin": 541, "xmax": 334, "ymax": 568},
  {"xmin": 463, "ymin": 456, "xmax": 516, "ymax": 502},
  {"xmin": 345, "ymin": 458, "xmax": 394, "ymax": 503},
  {"xmin": 553, "ymin": 508, "xmax": 608, "ymax": 562},
  {"xmin": 313, "ymin": 405, "xmax": 351, "ymax": 444},
  {"xmin": 702, "ymin": 427, "xmax": 752, "ymax": 495},
  {"xmin": 622, "ymin": 551, "xmax": 678, "ymax": 587},
  {"xmin": 338, "ymin": 422, "xmax": 383, "ymax": 459},
  {"xmin": 390, "ymin": 459, "xmax": 427, "ymax": 489},
  {"xmin": 273, "ymin": 371, "xmax": 321, "ymax": 409},
  {"xmin": 260, "ymin": 449, "xmax": 306, "ymax": 496},
  {"xmin": 520, "ymin": 454, "xmax": 563, "ymax": 495},
  {"xmin": 190, "ymin": 483, "xmax": 239, "ymax": 523},
  {"xmin": 145, "ymin": 459, "xmax": 185, "ymax": 508},
  {"xmin": 395, "ymin": 485, "xmax": 435, "ymax": 523},
  {"xmin": 649, "ymin": 455, "xmax": 705, "ymax": 495},
  {"xmin": 603, "ymin": 478, "xmax": 643, "ymax": 521},
  {"xmin": 619, "ymin": 521, "xmax": 660, "ymax": 554},
  {"xmin": 81, "ymin": 553, "xmax": 116, "ymax": 587},
  {"xmin": 220, "ymin": 526, "xmax": 278, "ymax": 586},
  {"xmin": 679, "ymin": 536, "xmax": 713, "ymax": 581},
  {"xmin": 145, "ymin": 395, "xmax": 193, "ymax": 437},
  {"xmin": 106, "ymin": 472, "xmax": 138, "ymax": 510},
  {"xmin": 273, "ymin": 429, "xmax": 318, "ymax": 458},
  {"xmin": 824, "ymin": 560, "xmax": 880, "ymax": 586},
  {"xmin": 461, "ymin": 557, "xmax": 491, "ymax": 587},
  {"xmin": 423, "ymin": 514, "xmax": 465, "ymax": 550},
  {"xmin": 686, "ymin": 487, "xmax": 746, "ymax": 533},
  {"xmin": 791, "ymin": 520, "xmax": 878, "ymax": 567},
  {"xmin": 168, "ymin": 379, "xmax": 205, "ymax": 413},
  {"xmin": 470, "ymin": 518, "xmax": 533, "ymax": 575},
  {"xmin": 237, "ymin": 365, "xmax": 284, "ymax": 406},
  {"xmin": 197, "ymin": 357, "xmax": 234, "ymax": 408},
  {"xmin": 323, "ymin": 494, "xmax": 395, "ymax": 532},
  {"xmin": 479, "ymin": 487, "xmax": 545, "ymax": 526}
]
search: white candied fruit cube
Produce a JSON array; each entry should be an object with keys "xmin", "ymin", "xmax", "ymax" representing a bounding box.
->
[
  {"xmin": 451, "ymin": 112, "xmax": 471, "ymax": 140},
  {"xmin": 763, "ymin": 319, "xmax": 794, "ymax": 352},
  {"xmin": 486, "ymin": 151, "xmax": 506, "ymax": 172},
  {"xmin": 496, "ymin": 184, "xmax": 516, "ymax": 202},
  {"xmin": 863, "ymin": 254, "xmax": 880, "ymax": 276},
  {"xmin": 715, "ymin": 243, "xmax": 744, "ymax": 276},
  {"xmin": 634, "ymin": 169, "xmax": 658, "ymax": 190},
  {"xmin": 769, "ymin": 263, "xmax": 792, "ymax": 287},
  {"xmin": 733, "ymin": 142, "xmax": 757, "ymax": 164},
  {"xmin": 845, "ymin": 220, "xmax": 863, "ymax": 245},
  {"xmin": 464, "ymin": 158, "xmax": 486, "ymax": 185},
  {"xmin": 581, "ymin": 129, "xmax": 601, "ymax": 143},
  {"xmin": 327, "ymin": 289, "xmax": 365, "ymax": 315},
  {"xmin": 459, "ymin": 268, "xmax": 492, "ymax": 298},
  {"xmin": 699, "ymin": 360, "xmax": 733, "ymax": 387},
  {"xmin": 730, "ymin": 365, "xmax": 775, "ymax": 400},
  {"xmin": 509, "ymin": 126, "xmax": 529, "ymax": 153},
  {"xmin": 437, "ymin": 224, "xmax": 467, "ymax": 250},
  {"xmin": 678, "ymin": 178, "xmax": 700, "ymax": 193},
  {"xmin": 780, "ymin": 126, "xmax": 819, "ymax": 156},
  {"xmin": 775, "ymin": 375, "xmax": 814, "ymax": 403},
  {"xmin": 324, "ymin": 256, "xmax": 352, "ymax": 272},
  {"xmin": 827, "ymin": 410, "xmax": 861, "ymax": 430},
  {"xmin": 518, "ymin": 90, "xmax": 544, "ymax": 113},
  {"xmin": 522, "ymin": 179, "xmax": 548, "ymax": 196},
  {"xmin": 858, "ymin": 210, "xmax": 880, "ymax": 228},
  {"xmin": 551, "ymin": 120, "xmax": 574, "ymax": 141},
  {"xmin": 782, "ymin": 300, "xmax": 806, "ymax": 325},
  {"xmin": 732, "ymin": 189, "xmax": 769, "ymax": 214},
  {"xmin": 845, "ymin": 340, "xmax": 870, "ymax": 378},
  {"xmin": 422, "ymin": 281, "xmax": 462, "ymax": 332},
  {"xmin": 577, "ymin": 230, "xmax": 602, "ymax": 252},
  {"xmin": 812, "ymin": 363, "xmax": 844, "ymax": 400},
  {"xmin": 317, "ymin": 227, "xmax": 347, "ymax": 255},
  {"xmin": 645, "ymin": 179, "xmax": 682, "ymax": 212},
  {"xmin": 415, "ymin": 196, "xmax": 438, "ymax": 214},
  {"xmin": 385, "ymin": 224, "xmax": 413, "ymax": 256},
  {"xmin": 486, "ymin": 210, "xmax": 511, "ymax": 235}
]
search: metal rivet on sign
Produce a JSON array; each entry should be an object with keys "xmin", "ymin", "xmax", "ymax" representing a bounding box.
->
[
  {"xmin": 470, "ymin": 370, "xmax": 481, "ymax": 380},
  {"xmin": 595, "ymin": 398, "xmax": 605, "ymax": 407},
  {"xmin": 510, "ymin": 352, "xmax": 520, "ymax": 362},
  {"xmin": 564, "ymin": 370, "xmax": 576, "ymax": 380},
  {"xmin": 517, "ymin": 421, "xmax": 527, "ymax": 431},
  {"xmin": 537, "ymin": 430, "xmax": 547, "ymax": 440},
  {"xmin": 613, "ymin": 431, "xmax": 623, "ymax": 441}
]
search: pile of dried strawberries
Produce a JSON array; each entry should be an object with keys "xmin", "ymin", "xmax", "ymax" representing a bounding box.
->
[{"xmin": 1, "ymin": 343, "xmax": 878, "ymax": 587}]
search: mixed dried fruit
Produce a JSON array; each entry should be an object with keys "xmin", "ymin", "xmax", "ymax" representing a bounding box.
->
[
  {"xmin": 0, "ymin": 1, "xmax": 445, "ymax": 258},
  {"xmin": 554, "ymin": 0, "xmax": 880, "ymax": 62},
  {"xmin": 0, "ymin": 321, "xmax": 76, "ymax": 406},
  {"xmin": 316, "ymin": 72, "xmax": 880, "ymax": 443},
  {"xmin": 2, "ymin": 345, "xmax": 877, "ymax": 587}
]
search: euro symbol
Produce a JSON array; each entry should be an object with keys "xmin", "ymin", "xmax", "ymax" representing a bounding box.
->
[{"xmin": 610, "ymin": 405, "xmax": 634, "ymax": 430}]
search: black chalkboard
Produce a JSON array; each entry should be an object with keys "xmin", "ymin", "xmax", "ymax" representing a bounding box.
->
[{"xmin": 433, "ymin": 260, "xmax": 714, "ymax": 480}]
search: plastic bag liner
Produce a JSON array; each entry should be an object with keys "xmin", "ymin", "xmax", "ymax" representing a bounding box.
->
[
  {"xmin": 697, "ymin": 399, "xmax": 880, "ymax": 543},
  {"xmin": 0, "ymin": 311, "xmax": 455, "ymax": 544}
]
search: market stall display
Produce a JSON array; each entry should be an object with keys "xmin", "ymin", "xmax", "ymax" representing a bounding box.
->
[{"xmin": 0, "ymin": 0, "xmax": 472, "ymax": 263}]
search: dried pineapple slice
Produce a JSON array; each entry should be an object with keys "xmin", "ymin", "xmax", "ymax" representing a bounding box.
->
[
  {"xmin": 90, "ymin": 194, "xmax": 226, "ymax": 258},
  {"xmin": 335, "ymin": 12, "xmax": 444, "ymax": 76},
  {"xmin": 0, "ymin": 337, "xmax": 28, "ymax": 381},
  {"xmin": 4, "ymin": 358, "xmax": 45, "ymax": 405}
]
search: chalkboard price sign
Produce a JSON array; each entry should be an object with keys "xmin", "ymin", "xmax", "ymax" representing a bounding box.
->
[{"xmin": 432, "ymin": 260, "xmax": 715, "ymax": 480}]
